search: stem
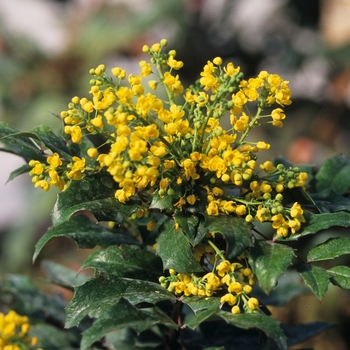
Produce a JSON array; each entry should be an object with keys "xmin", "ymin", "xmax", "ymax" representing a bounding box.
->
[
  {"xmin": 207, "ymin": 239, "xmax": 226, "ymax": 261},
  {"xmin": 155, "ymin": 63, "xmax": 175, "ymax": 105},
  {"xmin": 238, "ymin": 106, "xmax": 263, "ymax": 145},
  {"xmin": 177, "ymin": 300, "xmax": 186, "ymax": 350}
]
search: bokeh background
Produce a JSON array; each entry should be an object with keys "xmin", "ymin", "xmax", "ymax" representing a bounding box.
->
[{"xmin": 1, "ymin": 0, "xmax": 350, "ymax": 349}]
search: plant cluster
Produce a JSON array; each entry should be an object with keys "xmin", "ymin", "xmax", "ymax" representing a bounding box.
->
[{"xmin": 1, "ymin": 39, "xmax": 350, "ymax": 349}]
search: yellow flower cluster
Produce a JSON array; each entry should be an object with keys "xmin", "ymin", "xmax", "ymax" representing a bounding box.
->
[
  {"xmin": 28, "ymin": 38, "xmax": 308, "ymax": 237},
  {"xmin": 159, "ymin": 258, "xmax": 259, "ymax": 315},
  {"xmin": 0, "ymin": 310, "xmax": 41, "ymax": 350}
]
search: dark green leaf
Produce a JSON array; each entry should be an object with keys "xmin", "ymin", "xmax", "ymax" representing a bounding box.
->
[
  {"xmin": 29, "ymin": 125, "xmax": 74, "ymax": 159},
  {"xmin": 249, "ymin": 240, "xmax": 294, "ymax": 294},
  {"xmin": 156, "ymin": 220, "xmax": 202, "ymax": 273},
  {"xmin": 200, "ymin": 214, "xmax": 253, "ymax": 258},
  {"xmin": 182, "ymin": 296, "xmax": 221, "ymax": 314},
  {"xmin": 105, "ymin": 328, "xmax": 137, "ymax": 350},
  {"xmin": 2, "ymin": 275, "xmax": 67, "ymax": 325},
  {"xmin": 315, "ymin": 154, "xmax": 350, "ymax": 195},
  {"xmin": 51, "ymin": 172, "xmax": 141, "ymax": 225},
  {"xmin": 42, "ymin": 260, "xmax": 91, "ymax": 290},
  {"xmin": 33, "ymin": 215, "xmax": 139, "ymax": 262},
  {"xmin": 6, "ymin": 164, "xmax": 31, "ymax": 182},
  {"xmin": 296, "ymin": 264, "xmax": 329, "ymax": 300},
  {"xmin": 31, "ymin": 324, "xmax": 80, "ymax": 350},
  {"xmin": 65, "ymin": 275, "xmax": 176, "ymax": 328},
  {"xmin": 311, "ymin": 189, "xmax": 350, "ymax": 213},
  {"xmin": 277, "ymin": 212, "xmax": 350, "ymax": 241},
  {"xmin": 0, "ymin": 122, "xmax": 42, "ymax": 154},
  {"xmin": 307, "ymin": 237, "xmax": 350, "ymax": 262},
  {"xmin": 327, "ymin": 266, "xmax": 350, "ymax": 289},
  {"xmin": 174, "ymin": 210, "xmax": 199, "ymax": 243},
  {"xmin": 149, "ymin": 189, "xmax": 174, "ymax": 210},
  {"xmin": 81, "ymin": 245, "xmax": 163, "ymax": 280},
  {"xmin": 218, "ymin": 312, "xmax": 287, "ymax": 350},
  {"xmin": 81, "ymin": 299, "xmax": 177, "ymax": 350},
  {"xmin": 185, "ymin": 307, "xmax": 219, "ymax": 329}
]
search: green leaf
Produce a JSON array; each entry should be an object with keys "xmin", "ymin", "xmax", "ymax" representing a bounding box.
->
[
  {"xmin": 182, "ymin": 296, "xmax": 221, "ymax": 314},
  {"xmin": 105, "ymin": 328, "xmax": 137, "ymax": 350},
  {"xmin": 185, "ymin": 307, "xmax": 219, "ymax": 329},
  {"xmin": 81, "ymin": 299, "xmax": 177, "ymax": 350},
  {"xmin": 6, "ymin": 164, "xmax": 31, "ymax": 182},
  {"xmin": 0, "ymin": 122, "xmax": 42, "ymax": 154},
  {"xmin": 33, "ymin": 215, "xmax": 139, "ymax": 262},
  {"xmin": 149, "ymin": 189, "xmax": 174, "ymax": 210},
  {"xmin": 31, "ymin": 324, "xmax": 80, "ymax": 350},
  {"xmin": 249, "ymin": 240, "xmax": 294, "ymax": 294},
  {"xmin": 315, "ymin": 154, "xmax": 350, "ymax": 195},
  {"xmin": 327, "ymin": 266, "xmax": 350, "ymax": 289},
  {"xmin": 29, "ymin": 125, "xmax": 74, "ymax": 159},
  {"xmin": 200, "ymin": 214, "xmax": 253, "ymax": 258},
  {"xmin": 81, "ymin": 245, "xmax": 163, "ymax": 281},
  {"xmin": 296, "ymin": 264, "xmax": 329, "ymax": 300},
  {"xmin": 174, "ymin": 210, "xmax": 199, "ymax": 243},
  {"xmin": 311, "ymin": 189, "xmax": 350, "ymax": 213},
  {"xmin": 217, "ymin": 312, "xmax": 287, "ymax": 350},
  {"xmin": 307, "ymin": 237, "xmax": 350, "ymax": 262},
  {"xmin": 277, "ymin": 211, "xmax": 350, "ymax": 241},
  {"xmin": 65, "ymin": 275, "xmax": 176, "ymax": 328},
  {"xmin": 42, "ymin": 260, "xmax": 91, "ymax": 290},
  {"xmin": 51, "ymin": 172, "xmax": 141, "ymax": 225},
  {"xmin": 2, "ymin": 275, "xmax": 67, "ymax": 325},
  {"xmin": 156, "ymin": 220, "xmax": 202, "ymax": 273}
]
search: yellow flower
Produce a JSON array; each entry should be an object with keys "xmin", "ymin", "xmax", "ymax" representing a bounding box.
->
[{"xmin": 247, "ymin": 297, "xmax": 259, "ymax": 310}]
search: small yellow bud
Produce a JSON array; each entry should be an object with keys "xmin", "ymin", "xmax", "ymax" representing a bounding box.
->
[
  {"xmin": 71, "ymin": 96, "xmax": 80, "ymax": 104},
  {"xmin": 142, "ymin": 45, "xmax": 149, "ymax": 53},
  {"xmin": 213, "ymin": 57, "xmax": 222, "ymax": 65},
  {"xmin": 160, "ymin": 39, "xmax": 168, "ymax": 47},
  {"xmin": 231, "ymin": 305, "xmax": 240, "ymax": 315}
]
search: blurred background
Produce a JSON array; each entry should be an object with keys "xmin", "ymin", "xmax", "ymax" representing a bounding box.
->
[{"xmin": 1, "ymin": 0, "xmax": 350, "ymax": 348}]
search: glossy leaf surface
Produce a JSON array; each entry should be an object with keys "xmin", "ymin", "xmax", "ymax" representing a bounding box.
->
[
  {"xmin": 307, "ymin": 237, "xmax": 350, "ymax": 262},
  {"xmin": 327, "ymin": 266, "xmax": 350, "ymax": 289},
  {"xmin": 33, "ymin": 215, "xmax": 139, "ymax": 262},
  {"xmin": 296, "ymin": 264, "xmax": 329, "ymax": 300},
  {"xmin": 156, "ymin": 220, "xmax": 202, "ymax": 273},
  {"xmin": 51, "ymin": 172, "xmax": 141, "ymax": 225},
  {"xmin": 80, "ymin": 299, "xmax": 177, "ymax": 350},
  {"xmin": 65, "ymin": 275, "xmax": 176, "ymax": 328},
  {"xmin": 249, "ymin": 240, "xmax": 294, "ymax": 294},
  {"xmin": 81, "ymin": 245, "xmax": 163, "ymax": 281}
]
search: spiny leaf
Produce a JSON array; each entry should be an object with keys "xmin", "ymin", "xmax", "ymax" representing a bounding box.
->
[
  {"xmin": 81, "ymin": 245, "xmax": 162, "ymax": 281},
  {"xmin": 51, "ymin": 172, "xmax": 141, "ymax": 225},
  {"xmin": 307, "ymin": 237, "xmax": 350, "ymax": 262},
  {"xmin": 277, "ymin": 211, "xmax": 350, "ymax": 241},
  {"xmin": 217, "ymin": 312, "xmax": 287, "ymax": 350},
  {"xmin": 249, "ymin": 240, "xmax": 294, "ymax": 294},
  {"xmin": 199, "ymin": 214, "xmax": 253, "ymax": 258},
  {"xmin": 65, "ymin": 275, "xmax": 176, "ymax": 328},
  {"xmin": 33, "ymin": 215, "xmax": 139, "ymax": 262},
  {"xmin": 296, "ymin": 263, "xmax": 329, "ymax": 300},
  {"xmin": 42, "ymin": 260, "xmax": 91, "ymax": 290},
  {"xmin": 327, "ymin": 266, "xmax": 350, "ymax": 289},
  {"xmin": 156, "ymin": 220, "xmax": 202, "ymax": 273},
  {"xmin": 80, "ymin": 299, "xmax": 177, "ymax": 350}
]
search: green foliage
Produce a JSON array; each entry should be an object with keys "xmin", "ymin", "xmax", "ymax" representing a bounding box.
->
[{"xmin": 2, "ymin": 55, "xmax": 350, "ymax": 349}]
